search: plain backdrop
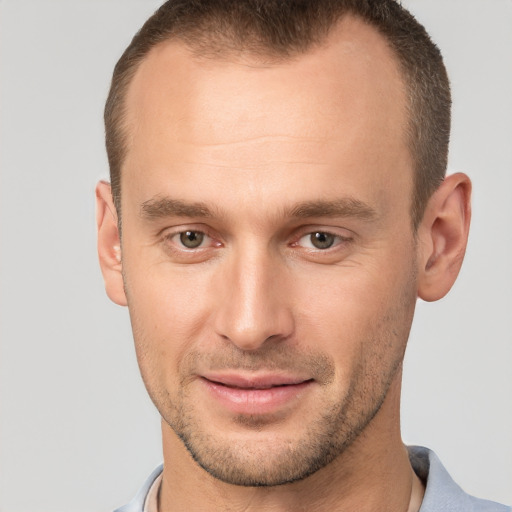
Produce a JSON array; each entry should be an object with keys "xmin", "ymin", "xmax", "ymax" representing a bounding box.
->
[{"xmin": 1, "ymin": 1, "xmax": 511, "ymax": 511}]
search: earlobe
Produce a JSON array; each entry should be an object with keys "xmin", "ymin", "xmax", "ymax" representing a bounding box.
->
[
  {"xmin": 417, "ymin": 173, "xmax": 472, "ymax": 302},
  {"xmin": 96, "ymin": 181, "xmax": 128, "ymax": 306}
]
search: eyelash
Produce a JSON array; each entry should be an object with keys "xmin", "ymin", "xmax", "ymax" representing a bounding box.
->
[
  {"xmin": 292, "ymin": 230, "xmax": 352, "ymax": 251},
  {"xmin": 163, "ymin": 229, "xmax": 220, "ymax": 251},
  {"xmin": 160, "ymin": 227, "xmax": 353, "ymax": 257}
]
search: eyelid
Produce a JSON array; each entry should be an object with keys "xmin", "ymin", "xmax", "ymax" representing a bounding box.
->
[
  {"xmin": 161, "ymin": 225, "xmax": 222, "ymax": 250},
  {"xmin": 158, "ymin": 224, "xmax": 353, "ymax": 256},
  {"xmin": 171, "ymin": 231, "xmax": 209, "ymax": 249},
  {"xmin": 291, "ymin": 226, "xmax": 354, "ymax": 246},
  {"xmin": 297, "ymin": 233, "xmax": 350, "ymax": 250}
]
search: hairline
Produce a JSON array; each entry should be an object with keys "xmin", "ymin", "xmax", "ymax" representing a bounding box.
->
[{"xmin": 108, "ymin": 12, "xmax": 442, "ymax": 233}]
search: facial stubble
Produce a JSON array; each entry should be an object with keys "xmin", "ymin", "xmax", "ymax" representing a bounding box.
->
[
  {"xmin": 146, "ymin": 312, "xmax": 411, "ymax": 487},
  {"xmin": 126, "ymin": 255, "xmax": 418, "ymax": 488}
]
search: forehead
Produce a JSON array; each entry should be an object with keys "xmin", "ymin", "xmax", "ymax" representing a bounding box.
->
[{"xmin": 121, "ymin": 15, "xmax": 411, "ymax": 216}]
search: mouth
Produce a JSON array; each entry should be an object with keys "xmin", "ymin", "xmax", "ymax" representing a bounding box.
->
[
  {"xmin": 199, "ymin": 373, "xmax": 315, "ymax": 415},
  {"xmin": 205, "ymin": 373, "xmax": 312, "ymax": 389}
]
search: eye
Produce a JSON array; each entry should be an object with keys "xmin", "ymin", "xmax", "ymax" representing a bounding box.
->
[
  {"xmin": 161, "ymin": 228, "xmax": 222, "ymax": 262},
  {"xmin": 177, "ymin": 230, "xmax": 206, "ymax": 249},
  {"xmin": 310, "ymin": 232, "xmax": 335, "ymax": 249},
  {"xmin": 298, "ymin": 231, "xmax": 344, "ymax": 250}
]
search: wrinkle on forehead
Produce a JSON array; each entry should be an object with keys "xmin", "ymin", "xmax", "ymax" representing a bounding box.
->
[{"xmin": 121, "ymin": 14, "xmax": 413, "ymax": 230}]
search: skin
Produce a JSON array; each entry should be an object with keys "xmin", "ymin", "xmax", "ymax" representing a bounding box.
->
[{"xmin": 97, "ymin": 16, "xmax": 471, "ymax": 512}]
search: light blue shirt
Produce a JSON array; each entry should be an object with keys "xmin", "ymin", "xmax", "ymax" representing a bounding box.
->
[{"xmin": 114, "ymin": 446, "xmax": 511, "ymax": 512}]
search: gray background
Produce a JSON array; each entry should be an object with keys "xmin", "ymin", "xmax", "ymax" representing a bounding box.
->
[{"xmin": 1, "ymin": 1, "xmax": 511, "ymax": 510}]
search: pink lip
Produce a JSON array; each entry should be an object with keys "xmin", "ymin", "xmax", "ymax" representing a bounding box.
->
[{"xmin": 200, "ymin": 373, "xmax": 314, "ymax": 415}]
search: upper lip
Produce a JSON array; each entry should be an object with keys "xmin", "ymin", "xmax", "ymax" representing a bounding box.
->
[{"xmin": 202, "ymin": 373, "xmax": 312, "ymax": 389}]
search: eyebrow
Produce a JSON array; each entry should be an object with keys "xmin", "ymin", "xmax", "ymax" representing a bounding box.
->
[
  {"xmin": 288, "ymin": 198, "xmax": 378, "ymax": 221},
  {"xmin": 140, "ymin": 196, "xmax": 377, "ymax": 221},
  {"xmin": 141, "ymin": 198, "xmax": 215, "ymax": 219}
]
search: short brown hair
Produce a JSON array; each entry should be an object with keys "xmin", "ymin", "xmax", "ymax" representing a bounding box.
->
[{"xmin": 104, "ymin": 0, "xmax": 450, "ymax": 229}]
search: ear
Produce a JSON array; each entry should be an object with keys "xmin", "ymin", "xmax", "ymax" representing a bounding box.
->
[
  {"xmin": 417, "ymin": 172, "xmax": 472, "ymax": 302},
  {"xmin": 96, "ymin": 181, "xmax": 127, "ymax": 306}
]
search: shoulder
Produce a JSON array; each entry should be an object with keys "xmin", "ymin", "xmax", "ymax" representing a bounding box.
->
[
  {"xmin": 113, "ymin": 464, "xmax": 164, "ymax": 512},
  {"xmin": 408, "ymin": 446, "xmax": 511, "ymax": 512},
  {"xmin": 113, "ymin": 451, "xmax": 511, "ymax": 512}
]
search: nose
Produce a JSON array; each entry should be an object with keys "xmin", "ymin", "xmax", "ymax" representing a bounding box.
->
[{"xmin": 212, "ymin": 246, "xmax": 294, "ymax": 351}]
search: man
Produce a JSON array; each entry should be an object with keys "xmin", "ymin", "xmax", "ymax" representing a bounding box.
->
[{"xmin": 95, "ymin": 1, "xmax": 510, "ymax": 511}]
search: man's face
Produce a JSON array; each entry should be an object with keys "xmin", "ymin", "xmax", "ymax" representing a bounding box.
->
[{"xmin": 119, "ymin": 18, "xmax": 418, "ymax": 485}]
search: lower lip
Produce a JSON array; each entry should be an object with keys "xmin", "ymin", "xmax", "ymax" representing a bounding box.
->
[{"xmin": 201, "ymin": 378, "xmax": 313, "ymax": 415}]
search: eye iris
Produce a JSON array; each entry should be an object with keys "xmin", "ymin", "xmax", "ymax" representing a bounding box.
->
[
  {"xmin": 311, "ymin": 232, "xmax": 334, "ymax": 249},
  {"xmin": 180, "ymin": 231, "xmax": 204, "ymax": 248}
]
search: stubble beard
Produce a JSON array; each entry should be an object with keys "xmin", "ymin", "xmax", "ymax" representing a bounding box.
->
[
  {"xmin": 156, "ymin": 341, "xmax": 406, "ymax": 488},
  {"xmin": 129, "ymin": 262, "xmax": 417, "ymax": 488}
]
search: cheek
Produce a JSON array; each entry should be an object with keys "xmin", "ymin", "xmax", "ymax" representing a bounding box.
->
[
  {"xmin": 123, "ymin": 260, "xmax": 215, "ymax": 389},
  {"xmin": 125, "ymin": 250, "xmax": 213, "ymax": 329},
  {"xmin": 293, "ymin": 267, "xmax": 387, "ymax": 333},
  {"xmin": 292, "ymin": 262, "xmax": 416, "ymax": 366}
]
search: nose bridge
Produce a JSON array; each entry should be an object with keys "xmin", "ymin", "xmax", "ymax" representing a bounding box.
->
[{"xmin": 213, "ymin": 242, "xmax": 293, "ymax": 350}]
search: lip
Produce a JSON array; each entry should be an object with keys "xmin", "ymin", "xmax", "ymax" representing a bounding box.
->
[{"xmin": 199, "ymin": 373, "xmax": 314, "ymax": 415}]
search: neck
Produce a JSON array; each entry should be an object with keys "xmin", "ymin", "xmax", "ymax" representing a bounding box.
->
[{"xmin": 158, "ymin": 374, "xmax": 424, "ymax": 512}]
